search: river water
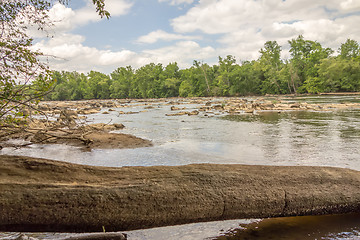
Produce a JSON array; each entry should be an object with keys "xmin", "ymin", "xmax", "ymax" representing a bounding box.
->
[{"xmin": 1, "ymin": 95, "xmax": 360, "ymax": 239}]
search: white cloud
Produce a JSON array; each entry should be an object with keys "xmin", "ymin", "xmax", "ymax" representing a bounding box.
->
[
  {"xmin": 137, "ymin": 30, "xmax": 202, "ymax": 44},
  {"xmin": 32, "ymin": 34, "xmax": 138, "ymax": 73},
  {"xmin": 158, "ymin": 0, "xmax": 194, "ymax": 6},
  {"xmin": 142, "ymin": 41, "xmax": 216, "ymax": 67},
  {"xmin": 105, "ymin": 0, "xmax": 134, "ymax": 16},
  {"xmin": 169, "ymin": 0, "xmax": 360, "ymax": 62},
  {"xmin": 32, "ymin": 0, "xmax": 210, "ymax": 72},
  {"xmin": 33, "ymin": 35, "xmax": 211, "ymax": 73},
  {"xmin": 74, "ymin": 0, "xmax": 133, "ymax": 23},
  {"xmin": 32, "ymin": 0, "xmax": 360, "ymax": 73},
  {"xmin": 48, "ymin": 3, "xmax": 75, "ymax": 32},
  {"xmin": 30, "ymin": 0, "xmax": 136, "ymax": 73},
  {"xmin": 217, "ymin": 29, "xmax": 266, "ymax": 61},
  {"xmin": 171, "ymin": 0, "xmax": 333, "ymax": 34},
  {"xmin": 340, "ymin": 0, "xmax": 360, "ymax": 11},
  {"xmin": 47, "ymin": 0, "xmax": 133, "ymax": 33}
]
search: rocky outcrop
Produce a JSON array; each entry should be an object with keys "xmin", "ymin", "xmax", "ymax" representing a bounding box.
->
[{"xmin": 0, "ymin": 155, "xmax": 360, "ymax": 232}]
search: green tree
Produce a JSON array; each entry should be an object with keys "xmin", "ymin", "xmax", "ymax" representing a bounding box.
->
[
  {"xmin": 288, "ymin": 35, "xmax": 333, "ymax": 93},
  {"xmin": 110, "ymin": 66, "xmax": 134, "ymax": 99},
  {"xmin": 0, "ymin": 0, "xmax": 110, "ymax": 125},
  {"xmin": 258, "ymin": 41, "xmax": 283, "ymax": 94},
  {"xmin": 133, "ymin": 63, "xmax": 164, "ymax": 98},
  {"xmin": 49, "ymin": 71, "xmax": 92, "ymax": 100},
  {"xmin": 229, "ymin": 61, "xmax": 262, "ymax": 96},
  {"xmin": 186, "ymin": 61, "xmax": 213, "ymax": 97},
  {"xmin": 305, "ymin": 58, "xmax": 360, "ymax": 93},
  {"xmin": 213, "ymin": 55, "xmax": 236, "ymax": 96},
  {"xmin": 87, "ymin": 71, "xmax": 111, "ymax": 99},
  {"xmin": 69, "ymin": 72, "xmax": 88, "ymax": 100},
  {"xmin": 0, "ymin": 1, "xmax": 53, "ymax": 124},
  {"xmin": 50, "ymin": 72, "xmax": 70, "ymax": 101},
  {"xmin": 338, "ymin": 39, "xmax": 359, "ymax": 60},
  {"xmin": 178, "ymin": 78, "xmax": 192, "ymax": 97},
  {"xmin": 277, "ymin": 62, "xmax": 293, "ymax": 94},
  {"xmin": 161, "ymin": 63, "xmax": 181, "ymax": 97}
]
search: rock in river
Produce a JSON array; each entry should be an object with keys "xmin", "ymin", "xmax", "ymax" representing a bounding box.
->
[{"xmin": 0, "ymin": 155, "xmax": 359, "ymax": 232}]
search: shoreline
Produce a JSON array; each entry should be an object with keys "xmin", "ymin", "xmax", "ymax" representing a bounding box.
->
[{"xmin": 40, "ymin": 92, "xmax": 360, "ymax": 102}]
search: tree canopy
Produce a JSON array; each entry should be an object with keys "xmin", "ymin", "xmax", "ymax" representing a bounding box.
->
[
  {"xmin": 1, "ymin": 1, "xmax": 359, "ymax": 114},
  {"xmin": 46, "ymin": 37, "xmax": 360, "ymax": 101}
]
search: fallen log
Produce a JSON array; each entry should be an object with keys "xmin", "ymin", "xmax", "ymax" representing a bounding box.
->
[{"xmin": 0, "ymin": 155, "xmax": 359, "ymax": 232}]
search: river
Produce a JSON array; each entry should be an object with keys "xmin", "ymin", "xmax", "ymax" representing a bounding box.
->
[{"xmin": 1, "ymin": 95, "xmax": 360, "ymax": 239}]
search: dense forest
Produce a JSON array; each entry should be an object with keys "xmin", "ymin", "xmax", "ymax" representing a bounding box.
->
[{"xmin": 46, "ymin": 36, "xmax": 360, "ymax": 101}]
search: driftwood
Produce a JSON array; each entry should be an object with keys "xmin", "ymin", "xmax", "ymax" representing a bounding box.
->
[
  {"xmin": 0, "ymin": 111, "xmax": 125, "ymax": 149},
  {"xmin": 0, "ymin": 122, "xmax": 92, "ymax": 148}
]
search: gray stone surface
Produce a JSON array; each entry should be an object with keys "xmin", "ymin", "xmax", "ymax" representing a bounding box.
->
[{"xmin": 1, "ymin": 155, "xmax": 359, "ymax": 232}]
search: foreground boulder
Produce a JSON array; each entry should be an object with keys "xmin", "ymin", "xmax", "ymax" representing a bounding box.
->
[{"xmin": 0, "ymin": 155, "xmax": 359, "ymax": 232}]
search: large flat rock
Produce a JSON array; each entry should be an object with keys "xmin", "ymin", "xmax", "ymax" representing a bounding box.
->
[{"xmin": 0, "ymin": 155, "xmax": 359, "ymax": 232}]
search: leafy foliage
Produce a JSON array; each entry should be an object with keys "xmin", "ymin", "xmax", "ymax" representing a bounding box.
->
[
  {"xmin": 0, "ymin": 0, "xmax": 110, "ymax": 125},
  {"xmin": 46, "ymin": 37, "xmax": 359, "ymax": 101},
  {"xmin": 339, "ymin": 39, "xmax": 359, "ymax": 60},
  {"xmin": 0, "ymin": 0, "xmax": 53, "ymax": 125},
  {"xmin": 46, "ymin": 37, "xmax": 360, "ymax": 101},
  {"xmin": 2, "ymin": 1, "xmax": 359, "ymax": 121}
]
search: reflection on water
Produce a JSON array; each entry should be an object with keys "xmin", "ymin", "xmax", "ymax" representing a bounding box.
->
[
  {"xmin": 279, "ymin": 95, "xmax": 360, "ymax": 104},
  {"xmin": 2, "ymin": 108, "xmax": 360, "ymax": 170},
  {"xmin": 214, "ymin": 214, "xmax": 360, "ymax": 240},
  {"xmin": 220, "ymin": 110, "xmax": 360, "ymax": 170}
]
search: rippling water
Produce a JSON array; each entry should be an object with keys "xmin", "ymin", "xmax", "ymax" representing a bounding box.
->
[{"xmin": 1, "ymin": 95, "xmax": 360, "ymax": 239}]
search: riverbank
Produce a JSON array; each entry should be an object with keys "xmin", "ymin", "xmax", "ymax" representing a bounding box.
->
[
  {"xmin": 1, "ymin": 155, "xmax": 360, "ymax": 232},
  {"xmin": 17, "ymin": 94, "xmax": 360, "ymax": 119}
]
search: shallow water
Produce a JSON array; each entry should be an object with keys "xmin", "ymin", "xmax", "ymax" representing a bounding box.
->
[
  {"xmin": 1, "ymin": 95, "xmax": 360, "ymax": 239},
  {"xmin": 2, "ymin": 97, "xmax": 360, "ymax": 170},
  {"xmin": 214, "ymin": 213, "xmax": 360, "ymax": 240}
]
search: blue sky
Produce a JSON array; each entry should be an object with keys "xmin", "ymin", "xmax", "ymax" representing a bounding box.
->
[
  {"xmin": 32, "ymin": 0, "xmax": 360, "ymax": 73},
  {"xmin": 70, "ymin": 0, "xmax": 193, "ymax": 50}
]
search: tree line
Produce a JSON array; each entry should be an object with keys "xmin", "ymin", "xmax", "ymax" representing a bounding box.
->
[{"xmin": 47, "ymin": 36, "xmax": 360, "ymax": 101}]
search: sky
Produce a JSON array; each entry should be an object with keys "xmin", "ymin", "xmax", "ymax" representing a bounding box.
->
[{"xmin": 32, "ymin": 0, "xmax": 360, "ymax": 73}]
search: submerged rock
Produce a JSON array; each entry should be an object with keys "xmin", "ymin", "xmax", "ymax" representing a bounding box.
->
[
  {"xmin": 77, "ymin": 108, "xmax": 101, "ymax": 115},
  {"xmin": 166, "ymin": 112, "xmax": 188, "ymax": 116},
  {"xmin": 187, "ymin": 110, "xmax": 199, "ymax": 116},
  {"xmin": 171, "ymin": 106, "xmax": 186, "ymax": 111}
]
